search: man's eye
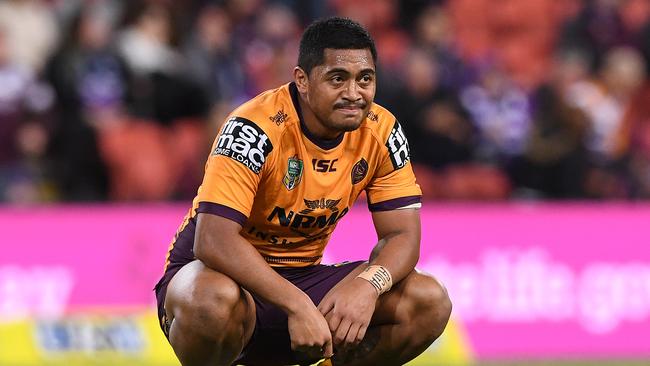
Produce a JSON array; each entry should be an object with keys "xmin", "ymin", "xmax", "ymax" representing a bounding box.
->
[{"xmin": 361, "ymin": 75, "xmax": 372, "ymax": 83}]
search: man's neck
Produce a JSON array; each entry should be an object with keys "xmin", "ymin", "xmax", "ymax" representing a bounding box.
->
[{"xmin": 297, "ymin": 93, "xmax": 342, "ymax": 141}]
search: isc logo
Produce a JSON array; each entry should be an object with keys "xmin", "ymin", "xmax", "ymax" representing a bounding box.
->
[
  {"xmin": 213, "ymin": 117, "xmax": 274, "ymax": 174},
  {"xmin": 312, "ymin": 158, "xmax": 338, "ymax": 172}
]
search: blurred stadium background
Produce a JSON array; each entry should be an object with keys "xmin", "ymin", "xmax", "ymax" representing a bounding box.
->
[{"xmin": 1, "ymin": 0, "xmax": 649, "ymax": 365}]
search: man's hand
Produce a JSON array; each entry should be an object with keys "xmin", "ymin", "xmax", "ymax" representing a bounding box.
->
[
  {"xmin": 287, "ymin": 300, "xmax": 334, "ymax": 360},
  {"xmin": 317, "ymin": 277, "xmax": 379, "ymax": 349}
]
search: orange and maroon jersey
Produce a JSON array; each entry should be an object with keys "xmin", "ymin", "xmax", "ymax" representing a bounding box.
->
[{"xmin": 164, "ymin": 83, "xmax": 421, "ymax": 270}]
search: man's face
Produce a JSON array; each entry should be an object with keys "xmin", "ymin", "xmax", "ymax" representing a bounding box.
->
[{"xmin": 301, "ymin": 48, "xmax": 376, "ymax": 136}]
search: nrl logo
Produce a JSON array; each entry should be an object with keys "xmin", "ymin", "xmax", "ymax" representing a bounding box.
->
[
  {"xmin": 270, "ymin": 109, "xmax": 288, "ymax": 126},
  {"xmin": 283, "ymin": 155, "xmax": 303, "ymax": 190}
]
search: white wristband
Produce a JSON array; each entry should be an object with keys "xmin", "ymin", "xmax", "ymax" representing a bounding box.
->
[{"xmin": 356, "ymin": 265, "xmax": 393, "ymax": 295}]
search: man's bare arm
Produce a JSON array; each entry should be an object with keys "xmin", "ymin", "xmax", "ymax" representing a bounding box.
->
[
  {"xmin": 317, "ymin": 207, "xmax": 421, "ymax": 348},
  {"xmin": 194, "ymin": 213, "xmax": 333, "ymax": 357},
  {"xmin": 194, "ymin": 213, "xmax": 305, "ymax": 311},
  {"xmin": 368, "ymin": 207, "xmax": 421, "ymax": 284}
]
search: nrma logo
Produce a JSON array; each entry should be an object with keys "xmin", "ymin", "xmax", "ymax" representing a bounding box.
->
[
  {"xmin": 267, "ymin": 205, "xmax": 349, "ymax": 229},
  {"xmin": 213, "ymin": 117, "xmax": 273, "ymax": 174}
]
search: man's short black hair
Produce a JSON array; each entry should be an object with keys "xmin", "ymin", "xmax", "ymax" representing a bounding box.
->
[{"xmin": 298, "ymin": 17, "xmax": 377, "ymax": 75}]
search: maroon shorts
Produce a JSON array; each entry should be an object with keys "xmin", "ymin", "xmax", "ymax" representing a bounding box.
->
[{"xmin": 154, "ymin": 260, "xmax": 364, "ymax": 366}]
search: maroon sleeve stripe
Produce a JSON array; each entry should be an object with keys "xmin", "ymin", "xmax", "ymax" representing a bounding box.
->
[
  {"xmin": 197, "ymin": 202, "xmax": 248, "ymax": 226},
  {"xmin": 368, "ymin": 195, "xmax": 422, "ymax": 212}
]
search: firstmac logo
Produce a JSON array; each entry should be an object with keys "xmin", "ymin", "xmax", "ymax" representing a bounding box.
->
[{"xmin": 213, "ymin": 117, "xmax": 273, "ymax": 174}]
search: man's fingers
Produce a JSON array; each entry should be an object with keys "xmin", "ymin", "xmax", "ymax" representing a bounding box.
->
[
  {"xmin": 355, "ymin": 324, "xmax": 368, "ymax": 345},
  {"xmin": 345, "ymin": 323, "xmax": 361, "ymax": 345},
  {"xmin": 323, "ymin": 337, "xmax": 334, "ymax": 358},
  {"xmin": 327, "ymin": 313, "xmax": 342, "ymax": 333},
  {"xmin": 333, "ymin": 319, "xmax": 351, "ymax": 345},
  {"xmin": 317, "ymin": 298, "xmax": 334, "ymax": 315}
]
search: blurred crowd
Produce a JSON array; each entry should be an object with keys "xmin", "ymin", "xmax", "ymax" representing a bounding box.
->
[{"xmin": 0, "ymin": 0, "xmax": 649, "ymax": 203}]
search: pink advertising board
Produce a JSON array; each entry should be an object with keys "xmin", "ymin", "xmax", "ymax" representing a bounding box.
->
[
  {"xmin": 1, "ymin": 203, "xmax": 649, "ymax": 360},
  {"xmin": 328, "ymin": 203, "xmax": 650, "ymax": 359},
  {"xmin": 0, "ymin": 205, "xmax": 185, "ymax": 313}
]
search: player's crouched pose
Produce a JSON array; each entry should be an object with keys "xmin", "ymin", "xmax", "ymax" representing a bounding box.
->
[{"xmin": 154, "ymin": 17, "xmax": 451, "ymax": 366}]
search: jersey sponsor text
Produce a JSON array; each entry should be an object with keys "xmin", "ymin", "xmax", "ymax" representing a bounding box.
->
[
  {"xmin": 213, "ymin": 117, "xmax": 273, "ymax": 174},
  {"xmin": 267, "ymin": 206, "xmax": 349, "ymax": 229},
  {"xmin": 386, "ymin": 120, "xmax": 410, "ymax": 170}
]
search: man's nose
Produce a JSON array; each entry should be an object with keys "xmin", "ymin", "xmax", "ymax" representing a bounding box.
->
[{"xmin": 342, "ymin": 81, "xmax": 362, "ymax": 102}]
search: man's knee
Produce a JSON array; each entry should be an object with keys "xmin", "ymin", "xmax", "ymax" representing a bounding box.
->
[
  {"xmin": 182, "ymin": 279, "xmax": 242, "ymax": 326},
  {"xmin": 403, "ymin": 272, "xmax": 452, "ymax": 338},
  {"xmin": 163, "ymin": 261, "xmax": 254, "ymax": 366},
  {"xmin": 166, "ymin": 261, "xmax": 249, "ymax": 339}
]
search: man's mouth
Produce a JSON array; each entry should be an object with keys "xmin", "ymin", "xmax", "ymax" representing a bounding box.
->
[{"xmin": 334, "ymin": 104, "xmax": 366, "ymax": 111}]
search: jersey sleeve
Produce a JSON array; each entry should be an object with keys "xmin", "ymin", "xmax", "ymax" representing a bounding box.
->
[
  {"xmin": 196, "ymin": 116, "xmax": 274, "ymax": 225},
  {"xmin": 365, "ymin": 119, "xmax": 422, "ymax": 212}
]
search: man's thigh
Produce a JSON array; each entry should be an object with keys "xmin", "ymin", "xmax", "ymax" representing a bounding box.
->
[{"xmin": 236, "ymin": 261, "xmax": 364, "ymax": 366}]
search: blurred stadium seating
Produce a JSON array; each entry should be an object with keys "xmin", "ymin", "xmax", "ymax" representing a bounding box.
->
[{"xmin": 0, "ymin": 0, "xmax": 649, "ymax": 203}]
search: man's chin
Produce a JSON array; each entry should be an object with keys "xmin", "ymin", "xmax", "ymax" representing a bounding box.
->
[
  {"xmin": 320, "ymin": 114, "xmax": 364, "ymax": 133},
  {"xmin": 336, "ymin": 119, "xmax": 363, "ymax": 132}
]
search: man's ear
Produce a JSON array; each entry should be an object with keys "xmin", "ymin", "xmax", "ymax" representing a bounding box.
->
[{"xmin": 293, "ymin": 66, "xmax": 309, "ymax": 94}]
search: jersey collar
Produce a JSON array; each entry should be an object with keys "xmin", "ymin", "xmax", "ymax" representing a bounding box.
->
[{"xmin": 289, "ymin": 82, "xmax": 345, "ymax": 150}]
